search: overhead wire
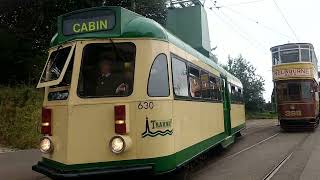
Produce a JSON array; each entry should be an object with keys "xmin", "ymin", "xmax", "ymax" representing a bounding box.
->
[
  {"xmin": 218, "ymin": 0, "xmax": 266, "ymax": 8},
  {"xmin": 207, "ymin": 0, "xmax": 270, "ymax": 56},
  {"xmin": 272, "ymin": 0, "xmax": 300, "ymax": 42},
  {"xmin": 223, "ymin": 6, "xmax": 294, "ymax": 41},
  {"xmin": 205, "ymin": 0, "xmax": 272, "ymax": 68}
]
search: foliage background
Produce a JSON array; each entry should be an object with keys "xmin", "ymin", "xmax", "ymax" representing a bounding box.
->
[
  {"xmin": 226, "ymin": 55, "xmax": 266, "ymax": 112},
  {"xmin": 0, "ymin": 0, "xmax": 167, "ymax": 85},
  {"xmin": 0, "ymin": 0, "xmax": 168, "ymax": 148},
  {"xmin": 0, "ymin": 0, "xmax": 270, "ymax": 148}
]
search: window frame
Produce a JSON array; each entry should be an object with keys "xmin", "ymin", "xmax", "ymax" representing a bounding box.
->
[
  {"xmin": 147, "ymin": 53, "xmax": 170, "ymax": 97},
  {"xmin": 209, "ymin": 74, "xmax": 221, "ymax": 101},
  {"xmin": 171, "ymin": 54, "xmax": 190, "ymax": 99},
  {"xmin": 200, "ymin": 70, "xmax": 211, "ymax": 100},
  {"xmin": 188, "ymin": 65, "xmax": 201, "ymax": 99},
  {"xmin": 37, "ymin": 43, "xmax": 76, "ymax": 88},
  {"xmin": 76, "ymin": 42, "xmax": 136, "ymax": 99},
  {"xmin": 170, "ymin": 53, "xmax": 223, "ymax": 103},
  {"xmin": 229, "ymin": 83, "xmax": 244, "ymax": 104}
]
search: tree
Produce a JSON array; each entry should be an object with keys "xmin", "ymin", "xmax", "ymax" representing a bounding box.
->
[
  {"xmin": 226, "ymin": 55, "xmax": 265, "ymax": 112},
  {"xmin": 0, "ymin": 0, "xmax": 167, "ymax": 85}
]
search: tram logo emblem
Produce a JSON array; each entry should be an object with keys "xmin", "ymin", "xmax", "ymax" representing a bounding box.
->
[{"xmin": 142, "ymin": 117, "xmax": 173, "ymax": 138}]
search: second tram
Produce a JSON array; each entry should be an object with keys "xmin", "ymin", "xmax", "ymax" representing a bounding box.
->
[{"xmin": 271, "ymin": 43, "xmax": 319, "ymax": 130}]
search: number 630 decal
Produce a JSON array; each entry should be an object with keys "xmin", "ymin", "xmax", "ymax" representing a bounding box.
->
[{"xmin": 138, "ymin": 101, "xmax": 154, "ymax": 109}]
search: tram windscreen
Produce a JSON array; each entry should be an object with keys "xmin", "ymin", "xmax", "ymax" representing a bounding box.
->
[
  {"xmin": 277, "ymin": 81, "xmax": 312, "ymax": 101},
  {"xmin": 40, "ymin": 46, "xmax": 72, "ymax": 82},
  {"xmin": 77, "ymin": 42, "xmax": 136, "ymax": 98},
  {"xmin": 280, "ymin": 49, "xmax": 299, "ymax": 63}
]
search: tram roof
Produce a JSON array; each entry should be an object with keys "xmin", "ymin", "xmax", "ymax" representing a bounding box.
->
[
  {"xmin": 50, "ymin": 6, "xmax": 242, "ymax": 86},
  {"xmin": 270, "ymin": 43, "xmax": 314, "ymax": 51}
]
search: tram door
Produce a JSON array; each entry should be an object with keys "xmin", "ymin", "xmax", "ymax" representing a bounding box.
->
[{"xmin": 221, "ymin": 77, "xmax": 232, "ymax": 136}]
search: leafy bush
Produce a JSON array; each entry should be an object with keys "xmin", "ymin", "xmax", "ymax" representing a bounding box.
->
[{"xmin": 0, "ymin": 86, "xmax": 42, "ymax": 149}]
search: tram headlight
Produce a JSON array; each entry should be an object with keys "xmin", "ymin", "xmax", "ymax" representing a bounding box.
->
[
  {"xmin": 109, "ymin": 135, "xmax": 132, "ymax": 154},
  {"xmin": 40, "ymin": 137, "xmax": 53, "ymax": 154},
  {"xmin": 109, "ymin": 136, "xmax": 125, "ymax": 154}
]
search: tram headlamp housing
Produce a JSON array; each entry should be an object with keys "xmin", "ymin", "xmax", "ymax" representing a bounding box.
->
[
  {"xmin": 40, "ymin": 137, "xmax": 53, "ymax": 154},
  {"xmin": 110, "ymin": 136, "xmax": 125, "ymax": 154},
  {"xmin": 109, "ymin": 135, "xmax": 132, "ymax": 154}
]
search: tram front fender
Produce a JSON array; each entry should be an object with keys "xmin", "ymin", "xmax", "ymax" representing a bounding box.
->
[{"xmin": 32, "ymin": 161, "xmax": 153, "ymax": 179}]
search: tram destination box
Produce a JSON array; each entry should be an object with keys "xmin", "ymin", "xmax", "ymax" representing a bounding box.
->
[{"xmin": 52, "ymin": 6, "xmax": 142, "ymax": 46}]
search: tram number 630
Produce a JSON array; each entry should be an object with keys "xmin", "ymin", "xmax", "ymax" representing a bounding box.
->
[{"xmin": 138, "ymin": 101, "xmax": 154, "ymax": 110}]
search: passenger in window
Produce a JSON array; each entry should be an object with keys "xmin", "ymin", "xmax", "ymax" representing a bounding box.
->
[
  {"xmin": 96, "ymin": 59, "xmax": 128, "ymax": 96},
  {"xmin": 190, "ymin": 78, "xmax": 201, "ymax": 97}
]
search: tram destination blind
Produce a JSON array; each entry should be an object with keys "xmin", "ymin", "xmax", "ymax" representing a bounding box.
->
[{"xmin": 62, "ymin": 10, "xmax": 116, "ymax": 35}]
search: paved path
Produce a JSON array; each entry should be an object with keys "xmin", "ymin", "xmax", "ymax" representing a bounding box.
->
[
  {"xmin": 191, "ymin": 119, "xmax": 320, "ymax": 180},
  {"xmin": 0, "ymin": 145, "xmax": 16, "ymax": 153},
  {"xmin": 1, "ymin": 119, "xmax": 320, "ymax": 180},
  {"xmin": 0, "ymin": 149, "xmax": 48, "ymax": 180}
]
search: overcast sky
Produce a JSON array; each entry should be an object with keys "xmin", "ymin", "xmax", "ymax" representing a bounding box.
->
[{"xmin": 202, "ymin": 0, "xmax": 319, "ymax": 102}]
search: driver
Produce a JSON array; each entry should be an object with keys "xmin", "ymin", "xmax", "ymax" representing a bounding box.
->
[{"xmin": 96, "ymin": 58, "xmax": 128, "ymax": 96}]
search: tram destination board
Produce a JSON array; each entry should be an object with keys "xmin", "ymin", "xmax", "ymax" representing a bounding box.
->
[{"xmin": 62, "ymin": 10, "xmax": 116, "ymax": 35}]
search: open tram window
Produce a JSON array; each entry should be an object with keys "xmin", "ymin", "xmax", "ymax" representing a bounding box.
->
[
  {"xmin": 172, "ymin": 57, "xmax": 189, "ymax": 97},
  {"xmin": 40, "ymin": 46, "xmax": 72, "ymax": 83},
  {"xmin": 201, "ymin": 71, "xmax": 210, "ymax": 99},
  {"xmin": 209, "ymin": 76, "xmax": 220, "ymax": 100},
  {"xmin": 188, "ymin": 66, "xmax": 201, "ymax": 98},
  {"xmin": 148, "ymin": 54, "xmax": 169, "ymax": 97},
  {"xmin": 77, "ymin": 42, "xmax": 136, "ymax": 98},
  {"xmin": 48, "ymin": 53, "xmax": 75, "ymax": 101}
]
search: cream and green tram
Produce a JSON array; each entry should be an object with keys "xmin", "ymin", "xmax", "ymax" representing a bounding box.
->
[{"xmin": 33, "ymin": 6, "xmax": 245, "ymax": 178}]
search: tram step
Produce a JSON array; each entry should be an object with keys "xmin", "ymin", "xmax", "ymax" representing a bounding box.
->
[{"xmin": 221, "ymin": 135, "xmax": 235, "ymax": 148}]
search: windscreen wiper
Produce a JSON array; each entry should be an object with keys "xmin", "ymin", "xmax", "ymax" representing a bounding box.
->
[{"xmin": 109, "ymin": 38, "xmax": 127, "ymax": 62}]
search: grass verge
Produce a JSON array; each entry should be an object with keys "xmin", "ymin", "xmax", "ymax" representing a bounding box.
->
[
  {"xmin": 0, "ymin": 86, "xmax": 42, "ymax": 149},
  {"xmin": 246, "ymin": 111, "xmax": 277, "ymax": 120}
]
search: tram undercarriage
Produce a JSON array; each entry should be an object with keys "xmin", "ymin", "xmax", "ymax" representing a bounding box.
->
[{"xmin": 280, "ymin": 117, "xmax": 320, "ymax": 131}]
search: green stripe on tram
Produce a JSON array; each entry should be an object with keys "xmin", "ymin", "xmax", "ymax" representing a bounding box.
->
[{"xmin": 42, "ymin": 123, "xmax": 245, "ymax": 174}]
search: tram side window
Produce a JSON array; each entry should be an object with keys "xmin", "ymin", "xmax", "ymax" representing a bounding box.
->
[
  {"xmin": 77, "ymin": 43, "xmax": 136, "ymax": 98},
  {"xmin": 301, "ymin": 81, "xmax": 312, "ymax": 100},
  {"xmin": 201, "ymin": 71, "xmax": 210, "ymax": 99},
  {"xmin": 311, "ymin": 50, "xmax": 317, "ymax": 63},
  {"xmin": 189, "ymin": 66, "xmax": 201, "ymax": 98},
  {"xmin": 172, "ymin": 57, "xmax": 189, "ymax": 97},
  {"xmin": 230, "ymin": 85, "xmax": 236, "ymax": 102},
  {"xmin": 148, "ymin": 54, "xmax": 169, "ymax": 97},
  {"xmin": 301, "ymin": 49, "xmax": 310, "ymax": 62},
  {"xmin": 277, "ymin": 83, "xmax": 287, "ymax": 101},
  {"xmin": 238, "ymin": 88, "xmax": 244, "ymax": 103},
  {"xmin": 209, "ymin": 76, "xmax": 220, "ymax": 100},
  {"xmin": 272, "ymin": 52, "xmax": 279, "ymax": 65}
]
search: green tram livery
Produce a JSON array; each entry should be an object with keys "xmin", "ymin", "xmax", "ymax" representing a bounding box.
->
[{"xmin": 32, "ymin": 6, "xmax": 245, "ymax": 178}]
